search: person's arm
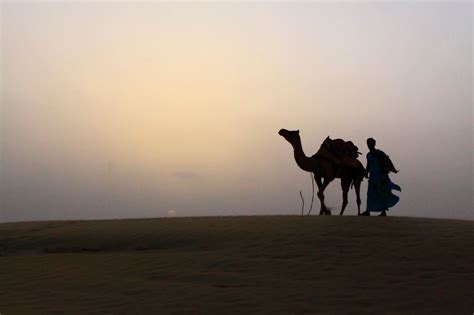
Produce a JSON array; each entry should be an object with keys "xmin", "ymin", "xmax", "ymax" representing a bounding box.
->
[{"xmin": 365, "ymin": 155, "xmax": 371, "ymax": 178}]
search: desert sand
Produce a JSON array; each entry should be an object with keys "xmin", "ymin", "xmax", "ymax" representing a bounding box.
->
[{"xmin": 0, "ymin": 216, "xmax": 472, "ymax": 314}]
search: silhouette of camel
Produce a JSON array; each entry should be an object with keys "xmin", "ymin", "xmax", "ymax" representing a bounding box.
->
[{"xmin": 279, "ymin": 129, "xmax": 365, "ymax": 215}]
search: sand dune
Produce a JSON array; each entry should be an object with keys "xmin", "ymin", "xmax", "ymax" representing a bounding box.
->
[{"xmin": 0, "ymin": 216, "xmax": 472, "ymax": 314}]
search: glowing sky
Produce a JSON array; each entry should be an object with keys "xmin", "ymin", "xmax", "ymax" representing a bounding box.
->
[{"xmin": 1, "ymin": 2, "xmax": 472, "ymax": 221}]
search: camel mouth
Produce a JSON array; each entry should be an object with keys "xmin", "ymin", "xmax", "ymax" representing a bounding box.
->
[{"xmin": 278, "ymin": 129, "xmax": 287, "ymax": 136}]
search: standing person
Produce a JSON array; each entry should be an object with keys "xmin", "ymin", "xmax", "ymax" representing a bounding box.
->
[{"xmin": 361, "ymin": 138, "xmax": 401, "ymax": 216}]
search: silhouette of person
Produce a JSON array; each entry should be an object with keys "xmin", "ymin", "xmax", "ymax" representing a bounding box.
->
[{"xmin": 361, "ymin": 138, "xmax": 401, "ymax": 216}]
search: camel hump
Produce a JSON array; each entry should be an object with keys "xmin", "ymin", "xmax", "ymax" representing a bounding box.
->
[
  {"xmin": 330, "ymin": 139, "xmax": 346, "ymax": 156},
  {"xmin": 314, "ymin": 137, "xmax": 362, "ymax": 169},
  {"xmin": 323, "ymin": 138, "xmax": 360, "ymax": 158}
]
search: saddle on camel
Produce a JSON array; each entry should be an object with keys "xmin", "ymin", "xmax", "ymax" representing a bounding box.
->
[{"xmin": 313, "ymin": 137, "xmax": 362, "ymax": 175}]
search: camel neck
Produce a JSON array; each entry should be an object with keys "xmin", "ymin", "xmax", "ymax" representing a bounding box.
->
[{"xmin": 292, "ymin": 139, "xmax": 313, "ymax": 172}]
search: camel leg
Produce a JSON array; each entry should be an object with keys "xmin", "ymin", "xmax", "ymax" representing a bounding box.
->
[
  {"xmin": 314, "ymin": 176, "xmax": 325, "ymax": 215},
  {"xmin": 354, "ymin": 180, "xmax": 362, "ymax": 215},
  {"xmin": 314, "ymin": 176, "xmax": 327, "ymax": 215},
  {"xmin": 339, "ymin": 179, "xmax": 350, "ymax": 216},
  {"xmin": 322, "ymin": 178, "xmax": 333, "ymax": 215},
  {"xmin": 316, "ymin": 177, "xmax": 332, "ymax": 215}
]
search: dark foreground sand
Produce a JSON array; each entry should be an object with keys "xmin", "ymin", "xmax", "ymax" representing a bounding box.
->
[{"xmin": 0, "ymin": 216, "xmax": 472, "ymax": 314}]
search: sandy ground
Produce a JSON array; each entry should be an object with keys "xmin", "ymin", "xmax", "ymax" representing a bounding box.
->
[{"xmin": 0, "ymin": 216, "xmax": 472, "ymax": 314}]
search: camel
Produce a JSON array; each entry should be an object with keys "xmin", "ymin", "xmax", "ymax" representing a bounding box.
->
[{"xmin": 278, "ymin": 129, "xmax": 365, "ymax": 215}]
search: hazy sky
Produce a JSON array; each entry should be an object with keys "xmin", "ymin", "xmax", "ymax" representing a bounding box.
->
[{"xmin": 1, "ymin": 2, "xmax": 472, "ymax": 222}]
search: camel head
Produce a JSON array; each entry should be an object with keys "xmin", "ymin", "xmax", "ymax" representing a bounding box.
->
[{"xmin": 278, "ymin": 129, "xmax": 300, "ymax": 146}]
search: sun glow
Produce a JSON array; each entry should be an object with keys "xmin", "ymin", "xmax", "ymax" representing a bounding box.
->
[{"xmin": 2, "ymin": 2, "xmax": 472, "ymax": 220}]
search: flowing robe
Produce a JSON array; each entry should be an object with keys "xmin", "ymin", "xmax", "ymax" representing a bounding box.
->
[{"xmin": 366, "ymin": 152, "xmax": 401, "ymax": 212}]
